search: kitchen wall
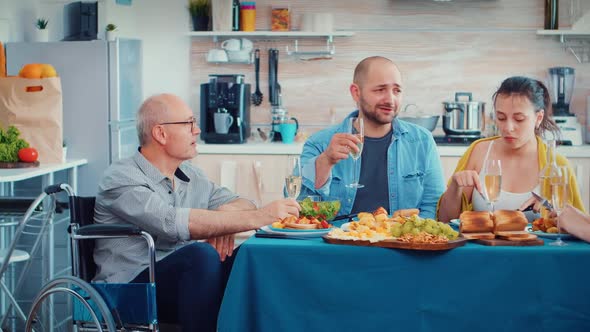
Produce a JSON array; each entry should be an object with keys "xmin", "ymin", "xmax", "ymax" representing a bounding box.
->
[
  {"xmin": 190, "ymin": 0, "xmax": 590, "ymax": 138},
  {"xmin": 0, "ymin": 0, "xmax": 191, "ymax": 103}
]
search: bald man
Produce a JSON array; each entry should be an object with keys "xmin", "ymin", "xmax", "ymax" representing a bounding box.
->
[
  {"xmin": 93, "ymin": 93, "xmax": 300, "ymax": 331},
  {"xmin": 299, "ymin": 56, "xmax": 445, "ymax": 218}
]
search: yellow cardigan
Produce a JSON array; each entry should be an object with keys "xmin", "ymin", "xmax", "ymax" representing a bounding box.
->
[{"xmin": 436, "ymin": 136, "xmax": 585, "ymax": 218}]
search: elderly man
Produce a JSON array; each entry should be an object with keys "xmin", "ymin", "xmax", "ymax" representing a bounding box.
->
[
  {"xmin": 299, "ymin": 56, "xmax": 445, "ymax": 218},
  {"xmin": 93, "ymin": 93, "xmax": 300, "ymax": 331}
]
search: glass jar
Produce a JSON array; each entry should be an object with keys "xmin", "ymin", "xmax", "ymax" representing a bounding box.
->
[
  {"xmin": 240, "ymin": 2, "xmax": 256, "ymax": 32},
  {"xmin": 271, "ymin": 6, "xmax": 290, "ymax": 31}
]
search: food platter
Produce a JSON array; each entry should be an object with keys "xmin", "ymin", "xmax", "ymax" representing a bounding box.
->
[
  {"xmin": 527, "ymin": 229, "xmax": 576, "ymax": 240},
  {"xmin": 268, "ymin": 225, "xmax": 332, "ymax": 233},
  {"xmin": 260, "ymin": 225, "xmax": 330, "ymax": 238},
  {"xmin": 323, "ymin": 235, "xmax": 468, "ymax": 251}
]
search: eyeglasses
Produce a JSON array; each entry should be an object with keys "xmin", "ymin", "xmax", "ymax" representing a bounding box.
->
[{"xmin": 159, "ymin": 119, "xmax": 198, "ymax": 132}]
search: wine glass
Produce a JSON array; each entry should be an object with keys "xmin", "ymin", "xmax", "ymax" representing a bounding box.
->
[
  {"xmin": 483, "ymin": 159, "xmax": 502, "ymax": 213},
  {"xmin": 285, "ymin": 156, "xmax": 302, "ymax": 199},
  {"xmin": 549, "ymin": 165, "xmax": 568, "ymax": 246},
  {"xmin": 346, "ymin": 117, "xmax": 364, "ymax": 189}
]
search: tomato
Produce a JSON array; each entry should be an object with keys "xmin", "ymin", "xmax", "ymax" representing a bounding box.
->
[
  {"xmin": 320, "ymin": 220, "xmax": 329, "ymax": 229},
  {"xmin": 18, "ymin": 147, "xmax": 38, "ymax": 163}
]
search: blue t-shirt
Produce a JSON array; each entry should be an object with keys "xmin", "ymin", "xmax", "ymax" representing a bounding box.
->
[{"xmin": 351, "ymin": 130, "xmax": 392, "ymax": 214}]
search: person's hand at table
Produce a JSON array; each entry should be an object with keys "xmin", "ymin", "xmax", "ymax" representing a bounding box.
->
[
  {"xmin": 321, "ymin": 133, "xmax": 361, "ymax": 166},
  {"xmin": 206, "ymin": 234, "xmax": 235, "ymax": 262}
]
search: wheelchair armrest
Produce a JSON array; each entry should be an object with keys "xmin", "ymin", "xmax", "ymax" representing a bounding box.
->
[{"xmin": 76, "ymin": 224, "xmax": 143, "ymax": 237}]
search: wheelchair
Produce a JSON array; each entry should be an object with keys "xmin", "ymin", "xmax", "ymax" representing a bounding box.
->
[{"xmin": 24, "ymin": 183, "xmax": 159, "ymax": 332}]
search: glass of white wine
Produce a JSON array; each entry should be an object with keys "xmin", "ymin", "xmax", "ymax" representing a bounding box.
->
[
  {"xmin": 550, "ymin": 165, "xmax": 568, "ymax": 246},
  {"xmin": 483, "ymin": 159, "xmax": 502, "ymax": 213},
  {"xmin": 346, "ymin": 117, "xmax": 364, "ymax": 189},
  {"xmin": 285, "ymin": 156, "xmax": 302, "ymax": 199}
]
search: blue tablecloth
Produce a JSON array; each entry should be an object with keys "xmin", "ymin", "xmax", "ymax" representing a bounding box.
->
[{"xmin": 218, "ymin": 236, "xmax": 590, "ymax": 332}]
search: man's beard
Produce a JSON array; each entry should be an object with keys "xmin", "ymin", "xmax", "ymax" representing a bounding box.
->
[{"xmin": 358, "ymin": 96, "xmax": 397, "ymax": 125}]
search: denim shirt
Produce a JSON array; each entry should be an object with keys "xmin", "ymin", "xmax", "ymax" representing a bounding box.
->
[{"xmin": 300, "ymin": 111, "xmax": 445, "ymax": 219}]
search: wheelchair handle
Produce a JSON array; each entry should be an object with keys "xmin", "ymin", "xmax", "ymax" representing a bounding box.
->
[{"xmin": 44, "ymin": 183, "xmax": 75, "ymax": 196}]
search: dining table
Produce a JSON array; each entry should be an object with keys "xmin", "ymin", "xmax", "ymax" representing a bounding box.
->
[{"xmin": 218, "ymin": 234, "xmax": 590, "ymax": 332}]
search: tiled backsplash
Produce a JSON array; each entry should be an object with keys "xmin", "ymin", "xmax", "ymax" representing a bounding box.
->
[{"xmin": 190, "ymin": 0, "xmax": 589, "ymax": 138}]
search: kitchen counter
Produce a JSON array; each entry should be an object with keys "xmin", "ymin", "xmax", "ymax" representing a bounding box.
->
[
  {"xmin": 197, "ymin": 140, "xmax": 305, "ymax": 155},
  {"xmin": 196, "ymin": 140, "xmax": 590, "ymax": 157}
]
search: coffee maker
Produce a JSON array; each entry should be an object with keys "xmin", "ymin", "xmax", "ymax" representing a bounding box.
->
[
  {"xmin": 547, "ymin": 67, "xmax": 583, "ymax": 145},
  {"xmin": 200, "ymin": 74, "xmax": 251, "ymax": 144}
]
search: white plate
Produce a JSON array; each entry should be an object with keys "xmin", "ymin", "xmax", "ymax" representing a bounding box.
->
[
  {"xmin": 526, "ymin": 226, "xmax": 576, "ymax": 240},
  {"xmin": 259, "ymin": 226, "xmax": 331, "ymax": 238},
  {"xmin": 450, "ymin": 219, "xmax": 460, "ymax": 227}
]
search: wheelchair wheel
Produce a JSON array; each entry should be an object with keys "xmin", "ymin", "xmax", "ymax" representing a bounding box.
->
[{"xmin": 25, "ymin": 276, "xmax": 117, "ymax": 332}]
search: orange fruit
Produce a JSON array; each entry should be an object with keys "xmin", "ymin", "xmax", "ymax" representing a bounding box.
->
[
  {"xmin": 18, "ymin": 63, "xmax": 43, "ymax": 78},
  {"xmin": 40, "ymin": 64, "xmax": 57, "ymax": 78}
]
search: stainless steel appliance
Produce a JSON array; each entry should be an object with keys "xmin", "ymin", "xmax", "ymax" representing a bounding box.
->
[
  {"xmin": 6, "ymin": 39, "xmax": 143, "ymax": 196},
  {"xmin": 547, "ymin": 67, "xmax": 583, "ymax": 145},
  {"xmin": 200, "ymin": 74, "xmax": 251, "ymax": 144},
  {"xmin": 442, "ymin": 92, "xmax": 485, "ymax": 137}
]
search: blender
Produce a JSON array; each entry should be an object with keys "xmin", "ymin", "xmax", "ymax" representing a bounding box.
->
[{"xmin": 547, "ymin": 67, "xmax": 583, "ymax": 145}]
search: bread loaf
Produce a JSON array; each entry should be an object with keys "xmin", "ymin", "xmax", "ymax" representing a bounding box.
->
[
  {"xmin": 459, "ymin": 211, "xmax": 493, "ymax": 233},
  {"xmin": 493, "ymin": 210, "xmax": 527, "ymax": 233},
  {"xmin": 462, "ymin": 232, "xmax": 495, "ymax": 240}
]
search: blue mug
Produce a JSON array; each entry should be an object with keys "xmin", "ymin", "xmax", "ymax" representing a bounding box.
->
[{"xmin": 279, "ymin": 117, "xmax": 299, "ymax": 144}]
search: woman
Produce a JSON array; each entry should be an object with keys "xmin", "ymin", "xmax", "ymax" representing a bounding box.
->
[{"xmin": 437, "ymin": 76, "xmax": 585, "ymax": 223}]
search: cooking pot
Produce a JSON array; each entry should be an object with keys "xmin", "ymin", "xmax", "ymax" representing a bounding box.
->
[
  {"xmin": 399, "ymin": 104, "xmax": 439, "ymax": 132},
  {"xmin": 442, "ymin": 92, "xmax": 485, "ymax": 136}
]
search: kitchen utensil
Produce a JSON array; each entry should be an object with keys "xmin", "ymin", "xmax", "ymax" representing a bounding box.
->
[
  {"xmin": 531, "ymin": 192, "xmax": 554, "ymax": 211},
  {"xmin": 399, "ymin": 104, "xmax": 439, "ymax": 132},
  {"xmin": 442, "ymin": 92, "xmax": 485, "ymax": 136},
  {"xmin": 257, "ymin": 128, "xmax": 267, "ymax": 141},
  {"xmin": 252, "ymin": 49, "xmax": 263, "ymax": 105}
]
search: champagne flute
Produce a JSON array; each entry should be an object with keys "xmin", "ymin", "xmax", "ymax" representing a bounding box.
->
[
  {"xmin": 285, "ymin": 156, "xmax": 302, "ymax": 199},
  {"xmin": 346, "ymin": 117, "xmax": 364, "ymax": 189},
  {"xmin": 549, "ymin": 165, "xmax": 568, "ymax": 246},
  {"xmin": 483, "ymin": 159, "xmax": 502, "ymax": 213}
]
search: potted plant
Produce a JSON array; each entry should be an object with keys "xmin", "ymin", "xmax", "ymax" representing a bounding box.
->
[
  {"xmin": 105, "ymin": 23, "xmax": 118, "ymax": 41},
  {"xmin": 35, "ymin": 18, "xmax": 49, "ymax": 42},
  {"xmin": 188, "ymin": 0, "xmax": 210, "ymax": 31}
]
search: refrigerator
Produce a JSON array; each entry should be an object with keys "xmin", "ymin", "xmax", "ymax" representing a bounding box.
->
[{"xmin": 6, "ymin": 39, "xmax": 143, "ymax": 196}]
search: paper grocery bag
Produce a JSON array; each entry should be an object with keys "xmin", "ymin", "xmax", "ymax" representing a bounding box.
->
[{"xmin": 0, "ymin": 77, "xmax": 63, "ymax": 163}]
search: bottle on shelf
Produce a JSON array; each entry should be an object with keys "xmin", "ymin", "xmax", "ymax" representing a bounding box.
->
[
  {"xmin": 544, "ymin": 0, "xmax": 558, "ymax": 30},
  {"xmin": 232, "ymin": 0, "xmax": 240, "ymax": 31},
  {"xmin": 240, "ymin": 2, "xmax": 256, "ymax": 32}
]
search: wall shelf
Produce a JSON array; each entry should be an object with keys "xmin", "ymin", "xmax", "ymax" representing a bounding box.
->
[
  {"xmin": 537, "ymin": 29, "xmax": 590, "ymax": 63},
  {"xmin": 187, "ymin": 30, "xmax": 355, "ymax": 43}
]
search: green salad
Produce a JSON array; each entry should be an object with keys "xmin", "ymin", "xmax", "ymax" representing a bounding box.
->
[{"xmin": 299, "ymin": 198, "xmax": 341, "ymax": 221}]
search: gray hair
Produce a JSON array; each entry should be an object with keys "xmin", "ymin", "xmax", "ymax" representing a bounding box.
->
[{"xmin": 136, "ymin": 95, "xmax": 171, "ymax": 146}]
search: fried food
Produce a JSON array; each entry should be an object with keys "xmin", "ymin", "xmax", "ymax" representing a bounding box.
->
[
  {"xmin": 532, "ymin": 217, "xmax": 568, "ymax": 234},
  {"xmin": 273, "ymin": 215, "xmax": 330, "ymax": 229}
]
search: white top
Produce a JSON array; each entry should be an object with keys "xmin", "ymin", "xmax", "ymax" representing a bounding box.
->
[
  {"xmin": 0, "ymin": 159, "xmax": 87, "ymax": 183},
  {"xmin": 471, "ymin": 141, "xmax": 540, "ymax": 222}
]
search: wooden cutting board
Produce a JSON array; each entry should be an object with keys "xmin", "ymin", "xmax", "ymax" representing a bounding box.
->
[
  {"xmin": 323, "ymin": 236, "xmax": 468, "ymax": 251},
  {"xmin": 473, "ymin": 238, "xmax": 544, "ymax": 246},
  {"xmin": 0, "ymin": 161, "xmax": 40, "ymax": 168}
]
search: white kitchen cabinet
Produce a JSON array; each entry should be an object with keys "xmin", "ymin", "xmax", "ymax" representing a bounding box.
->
[
  {"xmin": 192, "ymin": 154, "xmax": 291, "ymax": 206},
  {"xmin": 566, "ymin": 157, "xmax": 590, "ymax": 212},
  {"xmin": 440, "ymin": 156, "xmax": 460, "ymax": 185}
]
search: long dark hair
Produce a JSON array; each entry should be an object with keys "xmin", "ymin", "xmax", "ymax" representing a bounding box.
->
[{"xmin": 492, "ymin": 76, "xmax": 560, "ymax": 138}]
